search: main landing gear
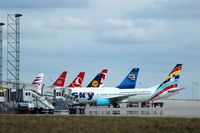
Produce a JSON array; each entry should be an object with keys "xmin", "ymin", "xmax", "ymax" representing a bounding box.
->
[{"xmin": 113, "ymin": 102, "xmax": 120, "ymax": 108}]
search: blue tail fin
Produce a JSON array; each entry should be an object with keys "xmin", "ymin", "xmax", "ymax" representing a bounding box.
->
[
  {"xmin": 117, "ymin": 68, "xmax": 139, "ymax": 89},
  {"xmin": 87, "ymin": 73, "xmax": 101, "ymax": 87}
]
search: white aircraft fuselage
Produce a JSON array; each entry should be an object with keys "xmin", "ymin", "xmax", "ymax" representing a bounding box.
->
[{"xmin": 70, "ymin": 86, "xmax": 180, "ymax": 104}]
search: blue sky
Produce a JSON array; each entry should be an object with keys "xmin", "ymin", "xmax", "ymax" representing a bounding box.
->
[{"xmin": 0, "ymin": 0, "xmax": 200, "ymax": 99}]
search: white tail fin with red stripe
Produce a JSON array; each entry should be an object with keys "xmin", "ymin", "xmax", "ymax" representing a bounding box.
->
[
  {"xmin": 32, "ymin": 73, "xmax": 44, "ymax": 93},
  {"xmin": 32, "ymin": 73, "xmax": 44, "ymax": 89}
]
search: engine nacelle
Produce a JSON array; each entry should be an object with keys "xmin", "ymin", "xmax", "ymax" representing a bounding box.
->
[{"xmin": 96, "ymin": 98, "xmax": 110, "ymax": 106}]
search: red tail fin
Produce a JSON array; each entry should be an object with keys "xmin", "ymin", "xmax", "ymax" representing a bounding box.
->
[
  {"xmin": 52, "ymin": 71, "xmax": 67, "ymax": 87},
  {"xmin": 100, "ymin": 69, "xmax": 108, "ymax": 87},
  {"xmin": 67, "ymin": 72, "xmax": 85, "ymax": 88}
]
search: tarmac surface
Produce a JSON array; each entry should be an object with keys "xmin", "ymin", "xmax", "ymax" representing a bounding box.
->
[
  {"xmin": 1, "ymin": 100, "xmax": 200, "ymax": 118},
  {"xmin": 56, "ymin": 100, "xmax": 200, "ymax": 118}
]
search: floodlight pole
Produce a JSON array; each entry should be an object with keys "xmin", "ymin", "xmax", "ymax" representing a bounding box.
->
[{"xmin": 0, "ymin": 22, "xmax": 5, "ymax": 88}]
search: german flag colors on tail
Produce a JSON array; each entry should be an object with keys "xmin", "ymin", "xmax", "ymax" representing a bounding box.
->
[{"xmin": 151, "ymin": 64, "xmax": 182, "ymax": 100}]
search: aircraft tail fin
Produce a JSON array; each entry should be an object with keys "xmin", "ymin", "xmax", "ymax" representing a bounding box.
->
[
  {"xmin": 52, "ymin": 71, "xmax": 67, "ymax": 87},
  {"xmin": 32, "ymin": 73, "xmax": 44, "ymax": 89},
  {"xmin": 87, "ymin": 73, "xmax": 101, "ymax": 87},
  {"xmin": 67, "ymin": 72, "xmax": 85, "ymax": 88},
  {"xmin": 117, "ymin": 68, "xmax": 139, "ymax": 89},
  {"xmin": 151, "ymin": 64, "xmax": 183, "ymax": 99},
  {"xmin": 99, "ymin": 69, "xmax": 108, "ymax": 87}
]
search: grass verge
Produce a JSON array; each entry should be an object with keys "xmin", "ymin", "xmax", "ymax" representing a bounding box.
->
[{"xmin": 0, "ymin": 115, "xmax": 199, "ymax": 133}]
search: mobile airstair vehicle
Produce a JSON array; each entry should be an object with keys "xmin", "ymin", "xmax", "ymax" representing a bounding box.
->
[{"xmin": 16, "ymin": 89, "xmax": 54, "ymax": 114}]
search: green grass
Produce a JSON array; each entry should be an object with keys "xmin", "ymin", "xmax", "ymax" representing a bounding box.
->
[{"xmin": 0, "ymin": 115, "xmax": 199, "ymax": 133}]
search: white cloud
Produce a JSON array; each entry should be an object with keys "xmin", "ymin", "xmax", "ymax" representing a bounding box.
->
[
  {"xmin": 46, "ymin": 16, "xmax": 90, "ymax": 29},
  {"xmin": 106, "ymin": 19, "xmax": 135, "ymax": 28},
  {"xmin": 0, "ymin": 0, "xmax": 90, "ymax": 9},
  {"xmin": 26, "ymin": 15, "xmax": 90, "ymax": 30},
  {"xmin": 126, "ymin": 0, "xmax": 200, "ymax": 19},
  {"xmin": 91, "ymin": 0, "xmax": 155, "ymax": 10},
  {"xmin": 94, "ymin": 19, "xmax": 168, "ymax": 44}
]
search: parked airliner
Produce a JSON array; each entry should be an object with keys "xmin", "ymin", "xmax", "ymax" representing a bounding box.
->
[
  {"xmin": 87, "ymin": 69, "xmax": 108, "ymax": 87},
  {"xmin": 84, "ymin": 68, "xmax": 139, "ymax": 88},
  {"xmin": 71, "ymin": 64, "xmax": 183, "ymax": 107},
  {"xmin": 32, "ymin": 73, "xmax": 44, "ymax": 93},
  {"xmin": 67, "ymin": 72, "xmax": 85, "ymax": 88},
  {"xmin": 52, "ymin": 71, "xmax": 67, "ymax": 88}
]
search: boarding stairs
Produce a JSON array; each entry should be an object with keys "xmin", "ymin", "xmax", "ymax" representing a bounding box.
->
[
  {"xmin": 30, "ymin": 90, "xmax": 55, "ymax": 110},
  {"xmin": 16, "ymin": 90, "xmax": 54, "ymax": 114}
]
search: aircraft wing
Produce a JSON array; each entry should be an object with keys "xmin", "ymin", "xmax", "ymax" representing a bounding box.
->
[{"xmin": 109, "ymin": 94, "xmax": 138, "ymax": 102}]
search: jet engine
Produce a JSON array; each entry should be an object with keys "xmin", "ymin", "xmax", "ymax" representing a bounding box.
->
[{"xmin": 96, "ymin": 98, "xmax": 110, "ymax": 106}]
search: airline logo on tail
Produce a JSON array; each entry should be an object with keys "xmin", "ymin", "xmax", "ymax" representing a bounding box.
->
[
  {"xmin": 129, "ymin": 74, "xmax": 136, "ymax": 80},
  {"xmin": 87, "ymin": 73, "xmax": 101, "ymax": 87},
  {"xmin": 87, "ymin": 69, "xmax": 108, "ymax": 88},
  {"xmin": 52, "ymin": 71, "xmax": 67, "ymax": 87},
  {"xmin": 117, "ymin": 68, "xmax": 139, "ymax": 89},
  {"xmin": 92, "ymin": 80, "xmax": 99, "ymax": 87},
  {"xmin": 151, "ymin": 64, "xmax": 182, "ymax": 100},
  {"xmin": 32, "ymin": 73, "xmax": 44, "ymax": 85},
  {"xmin": 68, "ymin": 72, "xmax": 85, "ymax": 88}
]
